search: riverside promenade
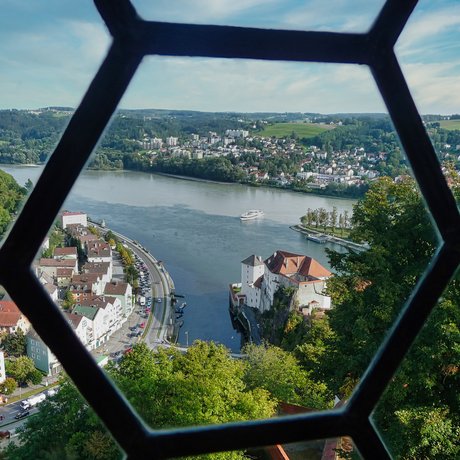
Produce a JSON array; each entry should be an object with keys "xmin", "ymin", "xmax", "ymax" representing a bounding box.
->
[
  {"xmin": 94, "ymin": 224, "xmax": 176, "ymax": 348},
  {"xmin": 290, "ymin": 224, "xmax": 369, "ymax": 252}
]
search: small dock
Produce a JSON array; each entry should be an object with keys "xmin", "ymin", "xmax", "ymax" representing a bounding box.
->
[{"xmin": 291, "ymin": 225, "xmax": 369, "ymax": 252}]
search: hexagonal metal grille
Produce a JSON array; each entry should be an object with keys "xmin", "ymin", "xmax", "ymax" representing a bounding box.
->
[{"xmin": 0, "ymin": 1, "xmax": 457, "ymax": 458}]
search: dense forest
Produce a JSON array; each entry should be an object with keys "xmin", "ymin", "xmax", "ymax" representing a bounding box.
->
[
  {"xmin": 258, "ymin": 176, "xmax": 460, "ymax": 459},
  {"xmin": 0, "ymin": 169, "xmax": 27, "ymax": 237}
]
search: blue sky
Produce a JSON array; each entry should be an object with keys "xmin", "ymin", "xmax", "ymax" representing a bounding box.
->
[{"xmin": 0, "ymin": 0, "xmax": 459, "ymax": 114}]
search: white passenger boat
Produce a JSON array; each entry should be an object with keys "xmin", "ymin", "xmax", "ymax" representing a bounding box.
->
[
  {"xmin": 305, "ymin": 233, "xmax": 328, "ymax": 243},
  {"xmin": 240, "ymin": 210, "xmax": 264, "ymax": 221}
]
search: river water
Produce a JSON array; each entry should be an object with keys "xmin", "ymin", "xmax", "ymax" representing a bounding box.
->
[{"xmin": 2, "ymin": 165, "xmax": 355, "ymax": 351}]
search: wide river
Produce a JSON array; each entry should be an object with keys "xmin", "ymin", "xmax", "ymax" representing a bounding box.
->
[{"xmin": 2, "ymin": 165, "xmax": 355, "ymax": 351}]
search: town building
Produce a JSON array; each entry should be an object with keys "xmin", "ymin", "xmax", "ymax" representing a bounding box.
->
[
  {"xmin": 61, "ymin": 211, "xmax": 87, "ymax": 229},
  {"xmin": 53, "ymin": 246, "xmax": 78, "ymax": 260},
  {"xmin": 86, "ymin": 240, "xmax": 112, "ymax": 265},
  {"xmin": 82, "ymin": 261, "xmax": 112, "ymax": 284},
  {"xmin": 104, "ymin": 281, "xmax": 133, "ymax": 318},
  {"xmin": 37, "ymin": 258, "xmax": 78, "ymax": 278},
  {"xmin": 27, "ymin": 329, "xmax": 61, "ymax": 376},
  {"xmin": 0, "ymin": 300, "xmax": 31, "ymax": 334},
  {"xmin": 240, "ymin": 250, "xmax": 332, "ymax": 314}
]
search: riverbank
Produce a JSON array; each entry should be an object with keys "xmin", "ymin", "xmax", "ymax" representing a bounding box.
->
[
  {"xmin": 0, "ymin": 162, "xmax": 363, "ymax": 201},
  {"xmin": 290, "ymin": 224, "xmax": 369, "ymax": 252}
]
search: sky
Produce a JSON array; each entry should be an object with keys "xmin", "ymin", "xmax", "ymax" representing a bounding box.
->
[{"xmin": 0, "ymin": 0, "xmax": 459, "ymax": 114}]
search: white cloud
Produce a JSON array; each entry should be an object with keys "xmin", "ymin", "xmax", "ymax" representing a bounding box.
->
[
  {"xmin": 400, "ymin": 62, "xmax": 460, "ymax": 114},
  {"xmin": 398, "ymin": 4, "xmax": 460, "ymax": 55},
  {"xmin": 134, "ymin": 0, "xmax": 279, "ymax": 24},
  {"xmin": 281, "ymin": 0, "xmax": 385, "ymax": 32},
  {"xmin": 121, "ymin": 56, "xmax": 384, "ymax": 113}
]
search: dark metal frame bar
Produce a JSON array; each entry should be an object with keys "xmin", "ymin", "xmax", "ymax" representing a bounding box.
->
[{"xmin": 0, "ymin": 0, "xmax": 457, "ymax": 458}]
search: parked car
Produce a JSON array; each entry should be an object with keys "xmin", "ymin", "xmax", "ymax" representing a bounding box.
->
[{"xmin": 140, "ymin": 322, "xmax": 146, "ymax": 328}]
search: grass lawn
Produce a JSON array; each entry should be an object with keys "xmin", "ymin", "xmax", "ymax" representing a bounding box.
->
[
  {"xmin": 439, "ymin": 120, "xmax": 460, "ymax": 130},
  {"xmin": 301, "ymin": 224, "xmax": 351, "ymax": 239},
  {"xmin": 260, "ymin": 122, "xmax": 332, "ymax": 138}
]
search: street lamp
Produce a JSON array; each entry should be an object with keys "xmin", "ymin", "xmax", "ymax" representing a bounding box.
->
[{"xmin": 184, "ymin": 331, "xmax": 189, "ymax": 347}]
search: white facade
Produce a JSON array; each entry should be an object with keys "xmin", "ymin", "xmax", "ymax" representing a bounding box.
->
[
  {"xmin": 104, "ymin": 282, "xmax": 133, "ymax": 317},
  {"xmin": 240, "ymin": 255, "xmax": 264, "ymax": 309},
  {"xmin": 166, "ymin": 136, "xmax": 178, "ymax": 146},
  {"xmin": 240, "ymin": 251, "xmax": 332, "ymax": 314},
  {"xmin": 61, "ymin": 212, "xmax": 87, "ymax": 229},
  {"xmin": 0, "ymin": 352, "xmax": 5, "ymax": 384}
]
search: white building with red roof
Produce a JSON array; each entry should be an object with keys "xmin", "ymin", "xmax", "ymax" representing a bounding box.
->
[
  {"xmin": 104, "ymin": 281, "xmax": 133, "ymax": 318},
  {"xmin": 86, "ymin": 240, "xmax": 112, "ymax": 266},
  {"xmin": 61, "ymin": 211, "xmax": 87, "ymax": 229},
  {"xmin": 241, "ymin": 250, "xmax": 332, "ymax": 314},
  {"xmin": 0, "ymin": 301, "xmax": 31, "ymax": 334},
  {"xmin": 53, "ymin": 246, "xmax": 78, "ymax": 260},
  {"xmin": 37, "ymin": 258, "xmax": 78, "ymax": 278}
]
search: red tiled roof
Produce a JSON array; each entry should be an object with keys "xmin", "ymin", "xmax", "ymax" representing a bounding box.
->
[
  {"xmin": 54, "ymin": 247, "xmax": 77, "ymax": 256},
  {"xmin": 62, "ymin": 211, "xmax": 86, "ymax": 216},
  {"xmin": 104, "ymin": 282, "xmax": 129, "ymax": 295},
  {"xmin": 0, "ymin": 301, "xmax": 22, "ymax": 327},
  {"xmin": 71, "ymin": 274, "xmax": 100, "ymax": 284},
  {"xmin": 63, "ymin": 311, "xmax": 83, "ymax": 328},
  {"xmin": 0, "ymin": 301, "xmax": 20, "ymax": 313},
  {"xmin": 57, "ymin": 268, "xmax": 74, "ymax": 277},
  {"xmin": 265, "ymin": 250, "xmax": 331, "ymax": 280},
  {"xmin": 0, "ymin": 312, "xmax": 21, "ymax": 327},
  {"xmin": 82, "ymin": 262, "xmax": 110, "ymax": 274},
  {"xmin": 39, "ymin": 258, "xmax": 76, "ymax": 268}
]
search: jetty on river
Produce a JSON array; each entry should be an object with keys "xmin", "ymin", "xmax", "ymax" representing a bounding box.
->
[{"xmin": 290, "ymin": 224, "xmax": 369, "ymax": 252}]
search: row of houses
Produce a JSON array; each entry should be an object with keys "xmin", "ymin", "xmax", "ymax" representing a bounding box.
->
[{"xmin": 0, "ymin": 211, "xmax": 134, "ymax": 377}]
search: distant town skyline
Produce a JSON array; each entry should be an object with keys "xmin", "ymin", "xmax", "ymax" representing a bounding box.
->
[{"xmin": 0, "ymin": 0, "xmax": 459, "ymax": 114}]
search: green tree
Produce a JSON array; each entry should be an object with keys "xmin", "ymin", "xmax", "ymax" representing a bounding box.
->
[
  {"xmin": 62, "ymin": 290, "xmax": 76, "ymax": 310},
  {"xmin": 9, "ymin": 342, "xmax": 277, "ymax": 459},
  {"xmin": 243, "ymin": 343, "xmax": 332, "ymax": 410},
  {"xmin": 0, "ymin": 376, "xmax": 17, "ymax": 395},
  {"xmin": 330, "ymin": 206, "xmax": 338, "ymax": 232},
  {"xmin": 114, "ymin": 342, "xmax": 276, "ymax": 430},
  {"xmin": 388, "ymin": 407, "xmax": 460, "ymax": 460},
  {"xmin": 6, "ymin": 356, "xmax": 40, "ymax": 385},
  {"xmin": 317, "ymin": 207, "xmax": 328, "ymax": 231},
  {"xmin": 1, "ymin": 329, "xmax": 27, "ymax": 357},
  {"xmin": 6, "ymin": 380, "xmax": 121, "ymax": 460},
  {"xmin": 323, "ymin": 176, "xmax": 460, "ymax": 457}
]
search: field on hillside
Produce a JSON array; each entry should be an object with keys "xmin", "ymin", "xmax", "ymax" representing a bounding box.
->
[
  {"xmin": 439, "ymin": 120, "xmax": 460, "ymax": 130},
  {"xmin": 260, "ymin": 122, "xmax": 332, "ymax": 138}
]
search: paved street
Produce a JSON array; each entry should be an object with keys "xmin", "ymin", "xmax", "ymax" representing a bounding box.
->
[
  {"xmin": 0, "ymin": 225, "xmax": 176, "ymax": 434},
  {"xmin": 94, "ymin": 226, "xmax": 174, "ymax": 354}
]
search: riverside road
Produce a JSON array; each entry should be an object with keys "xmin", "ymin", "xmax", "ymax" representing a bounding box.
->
[
  {"xmin": 0, "ymin": 225, "xmax": 176, "ymax": 439},
  {"xmin": 105, "ymin": 226, "xmax": 175, "ymax": 348}
]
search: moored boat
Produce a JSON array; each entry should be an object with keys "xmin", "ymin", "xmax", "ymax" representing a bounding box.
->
[{"xmin": 306, "ymin": 233, "xmax": 328, "ymax": 243}]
